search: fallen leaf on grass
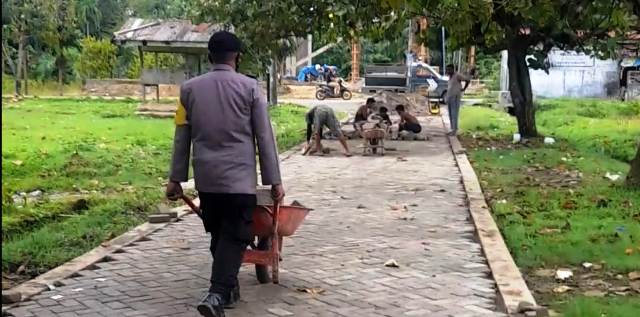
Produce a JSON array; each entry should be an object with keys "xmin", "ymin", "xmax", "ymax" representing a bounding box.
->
[
  {"xmin": 553, "ymin": 285, "xmax": 573, "ymax": 293},
  {"xmin": 583, "ymin": 290, "xmax": 606, "ymax": 297},
  {"xmin": 625, "ymin": 248, "xmax": 634, "ymax": 256},
  {"xmin": 296, "ymin": 287, "xmax": 325, "ymax": 296},
  {"xmin": 384, "ymin": 259, "xmax": 399, "ymax": 268},
  {"xmin": 11, "ymin": 160, "xmax": 23, "ymax": 166},
  {"xmin": 538, "ymin": 228, "xmax": 561, "ymax": 235},
  {"xmin": 533, "ymin": 269, "xmax": 555, "ymax": 277},
  {"xmin": 561, "ymin": 200, "xmax": 577, "ymax": 210}
]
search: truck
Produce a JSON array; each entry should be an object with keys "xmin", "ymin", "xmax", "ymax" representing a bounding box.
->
[{"xmin": 361, "ymin": 62, "xmax": 449, "ymax": 102}]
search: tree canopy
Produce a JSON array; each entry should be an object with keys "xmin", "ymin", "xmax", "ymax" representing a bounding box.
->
[{"xmin": 404, "ymin": 0, "xmax": 639, "ymax": 136}]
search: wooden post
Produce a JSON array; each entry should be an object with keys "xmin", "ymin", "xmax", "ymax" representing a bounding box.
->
[
  {"xmin": 138, "ymin": 46, "xmax": 145, "ymax": 102},
  {"xmin": 155, "ymin": 52, "xmax": 160, "ymax": 102},
  {"xmin": 351, "ymin": 38, "xmax": 360, "ymax": 83}
]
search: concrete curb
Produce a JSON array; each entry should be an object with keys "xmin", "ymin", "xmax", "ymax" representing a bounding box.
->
[
  {"xmin": 2, "ymin": 143, "xmax": 305, "ymax": 307},
  {"xmin": 440, "ymin": 113, "xmax": 537, "ymax": 315}
]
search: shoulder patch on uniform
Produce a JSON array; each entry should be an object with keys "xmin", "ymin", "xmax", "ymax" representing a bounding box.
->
[{"xmin": 175, "ymin": 100, "xmax": 188, "ymax": 126}]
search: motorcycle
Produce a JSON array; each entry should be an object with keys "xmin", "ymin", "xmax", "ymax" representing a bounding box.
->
[{"xmin": 315, "ymin": 79, "xmax": 352, "ymax": 100}]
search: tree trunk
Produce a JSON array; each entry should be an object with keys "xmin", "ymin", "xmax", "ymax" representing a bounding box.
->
[
  {"xmin": 626, "ymin": 145, "xmax": 640, "ymax": 188},
  {"xmin": 15, "ymin": 35, "xmax": 25, "ymax": 96},
  {"xmin": 24, "ymin": 50, "xmax": 29, "ymax": 96},
  {"xmin": 268, "ymin": 59, "xmax": 278, "ymax": 106},
  {"xmin": 58, "ymin": 57, "xmax": 64, "ymax": 96},
  {"xmin": 507, "ymin": 43, "xmax": 537, "ymax": 137}
]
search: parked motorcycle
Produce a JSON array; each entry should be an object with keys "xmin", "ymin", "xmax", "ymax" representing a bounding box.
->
[{"xmin": 315, "ymin": 80, "xmax": 352, "ymax": 100}]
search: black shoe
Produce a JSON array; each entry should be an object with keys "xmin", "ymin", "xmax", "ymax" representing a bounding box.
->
[
  {"xmin": 197, "ymin": 293, "xmax": 225, "ymax": 317},
  {"xmin": 224, "ymin": 284, "xmax": 241, "ymax": 309}
]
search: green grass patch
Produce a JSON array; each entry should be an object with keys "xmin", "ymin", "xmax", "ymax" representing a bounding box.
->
[
  {"xmin": 459, "ymin": 99, "xmax": 640, "ymax": 315},
  {"xmin": 2, "ymin": 75, "xmax": 83, "ymax": 96},
  {"xmin": 2, "ymin": 98, "xmax": 306, "ymax": 278},
  {"xmin": 560, "ymin": 297, "xmax": 640, "ymax": 317}
]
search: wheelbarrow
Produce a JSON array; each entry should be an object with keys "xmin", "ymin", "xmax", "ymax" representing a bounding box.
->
[{"xmin": 181, "ymin": 195, "xmax": 310, "ymax": 284}]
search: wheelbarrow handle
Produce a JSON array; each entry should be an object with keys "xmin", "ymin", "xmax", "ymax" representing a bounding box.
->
[{"xmin": 180, "ymin": 194, "xmax": 203, "ymax": 219}]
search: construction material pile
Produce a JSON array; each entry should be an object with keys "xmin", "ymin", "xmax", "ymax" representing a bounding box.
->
[{"xmin": 371, "ymin": 91, "xmax": 429, "ymax": 114}]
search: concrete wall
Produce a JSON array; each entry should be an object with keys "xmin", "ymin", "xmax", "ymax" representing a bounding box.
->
[{"xmin": 529, "ymin": 53, "xmax": 619, "ymax": 98}]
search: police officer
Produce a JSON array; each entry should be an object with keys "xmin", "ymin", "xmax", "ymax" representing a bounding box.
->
[{"xmin": 166, "ymin": 31, "xmax": 284, "ymax": 317}]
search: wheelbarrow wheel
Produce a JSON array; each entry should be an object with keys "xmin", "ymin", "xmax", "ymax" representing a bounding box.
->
[
  {"xmin": 255, "ymin": 238, "xmax": 271, "ymax": 284},
  {"xmin": 370, "ymin": 139, "xmax": 378, "ymax": 154}
]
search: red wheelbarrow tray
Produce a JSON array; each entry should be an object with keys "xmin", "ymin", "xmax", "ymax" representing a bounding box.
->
[
  {"xmin": 181, "ymin": 195, "xmax": 311, "ymax": 284},
  {"xmin": 180, "ymin": 195, "xmax": 311, "ymax": 237}
]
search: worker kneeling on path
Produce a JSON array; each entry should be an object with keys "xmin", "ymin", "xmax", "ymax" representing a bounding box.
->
[
  {"xmin": 166, "ymin": 31, "xmax": 285, "ymax": 317},
  {"xmin": 303, "ymin": 104, "xmax": 352, "ymax": 157},
  {"xmin": 395, "ymin": 104, "xmax": 422, "ymax": 134}
]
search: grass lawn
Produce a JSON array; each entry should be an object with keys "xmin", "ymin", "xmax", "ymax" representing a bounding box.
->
[
  {"xmin": 2, "ymin": 98, "xmax": 307, "ymax": 286},
  {"xmin": 459, "ymin": 99, "xmax": 640, "ymax": 316}
]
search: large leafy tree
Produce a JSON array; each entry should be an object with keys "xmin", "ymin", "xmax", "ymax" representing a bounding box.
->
[
  {"xmin": 42, "ymin": 0, "xmax": 80, "ymax": 95},
  {"xmin": 2, "ymin": 0, "xmax": 55, "ymax": 95},
  {"xmin": 198, "ymin": 0, "xmax": 402, "ymax": 103},
  {"xmin": 405, "ymin": 0, "xmax": 638, "ymax": 137}
]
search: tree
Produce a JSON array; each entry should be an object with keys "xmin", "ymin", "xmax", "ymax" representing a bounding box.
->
[
  {"xmin": 198, "ymin": 0, "xmax": 401, "ymax": 104},
  {"xmin": 97, "ymin": 0, "xmax": 127, "ymax": 37},
  {"xmin": 76, "ymin": 0, "xmax": 102, "ymax": 37},
  {"xmin": 3, "ymin": 0, "xmax": 54, "ymax": 95},
  {"xmin": 406, "ymin": 0, "xmax": 638, "ymax": 137},
  {"xmin": 626, "ymin": 145, "xmax": 640, "ymax": 188},
  {"xmin": 42, "ymin": 0, "xmax": 79, "ymax": 95}
]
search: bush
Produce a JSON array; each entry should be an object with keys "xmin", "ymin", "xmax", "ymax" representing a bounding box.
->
[{"xmin": 75, "ymin": 37, "xmax": 117, "ymax": 79}]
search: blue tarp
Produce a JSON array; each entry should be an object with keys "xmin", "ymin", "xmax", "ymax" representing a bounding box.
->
[
  {"xmin": 297, "ymin": 66, "xmax": 320, "ymax": 82},
  {"xmin": 297, "ymin": 65, "xmax": 339, "ymax": 82}
]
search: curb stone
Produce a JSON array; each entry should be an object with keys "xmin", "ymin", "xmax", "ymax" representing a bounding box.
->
[
  {"xmin": 2, "ymin": 143, "xmax": 304, "ymax": 308},
  {"xmin": 439, "ymin": 111, "xmax": 538, "ymax": 315}
]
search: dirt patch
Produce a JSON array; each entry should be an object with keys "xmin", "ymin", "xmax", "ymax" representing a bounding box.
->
[{"xmin": 525, "ymin": 266, "xmax": 640, "ymax": 306}]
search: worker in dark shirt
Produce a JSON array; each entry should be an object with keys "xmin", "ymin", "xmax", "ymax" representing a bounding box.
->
[
  {"xmin": 378, "ymin": 106, "xmax": 392, "ymax": 126},
  {"xmin": 395, "ymin": 104, "xmax": 422, "ymax": 133},
  {"xmin": 303, "ymin": 105, "xmax": 352, "ymax": 157},
  {"xmin": 354, "ymin": 97, "xmax": 376, "ymax": 132}
]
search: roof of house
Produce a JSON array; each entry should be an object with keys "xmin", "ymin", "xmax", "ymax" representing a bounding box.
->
[{"xmin": 112, "ymin": 18, "xmax": 225, "ymax": 53}]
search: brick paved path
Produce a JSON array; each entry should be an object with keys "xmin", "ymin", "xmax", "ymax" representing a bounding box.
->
[{"xmin": 6, "ymin": 116, "xmax": 506, "ymax": 317}]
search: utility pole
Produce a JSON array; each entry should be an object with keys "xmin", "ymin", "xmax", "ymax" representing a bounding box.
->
[
  {"xmin": 441, "ymin": 27, "xmax": 446, "ymax": 75},
  {"xmin": 307, "ymin": 34, "xmax": 312, "ymax": 66}
]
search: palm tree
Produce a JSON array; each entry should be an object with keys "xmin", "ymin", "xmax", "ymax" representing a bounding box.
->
[{"xmin": 76, "ymin": 0, "xmax": 101, "ymax": 37}]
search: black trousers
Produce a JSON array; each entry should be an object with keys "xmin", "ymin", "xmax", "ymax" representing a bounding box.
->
[{"xmin": 199, "ymin": 192, "xmax": 257, "ymax": 297}]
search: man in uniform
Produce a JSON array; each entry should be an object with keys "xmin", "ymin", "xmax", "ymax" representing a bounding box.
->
[{"xmin": 166, "ymin": 31, "xmax": 284, "ymax": 317}]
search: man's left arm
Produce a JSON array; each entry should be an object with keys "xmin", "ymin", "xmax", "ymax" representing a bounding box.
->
[
  {"xmin": 251, "ymin": 81, "xmax": 282, "ymax": 187},
  {"xmin": 461, "ymin": 73, "xmax": 471, "ymax": 91},
  {"xmin": 166, "ymin": 86, "xmax": 192, "ymax": 200}
]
